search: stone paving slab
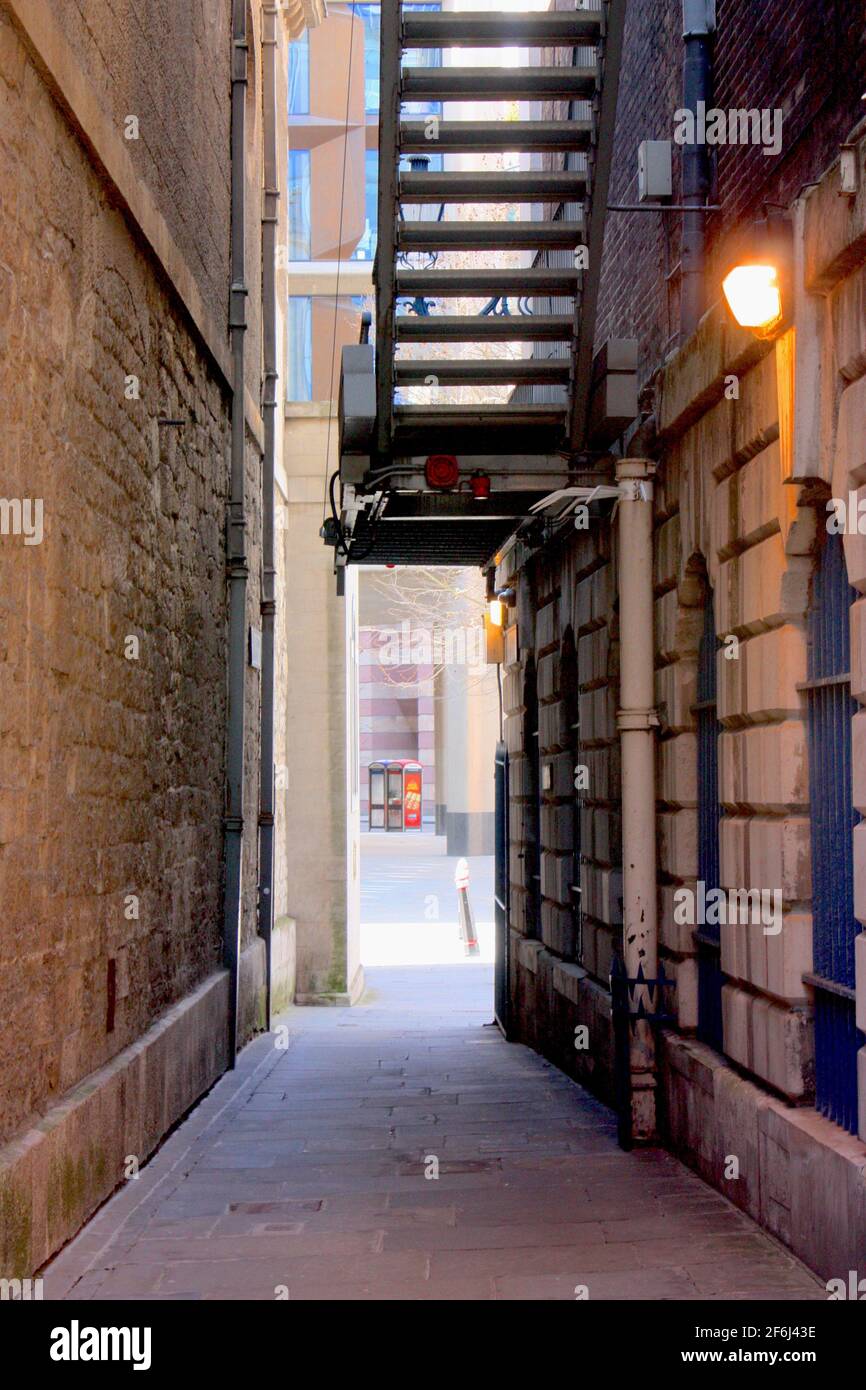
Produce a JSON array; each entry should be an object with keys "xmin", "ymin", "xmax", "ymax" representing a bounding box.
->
[{"xmin": 43, "ymin": 965, "xmax": 824, "ymax": 1302}]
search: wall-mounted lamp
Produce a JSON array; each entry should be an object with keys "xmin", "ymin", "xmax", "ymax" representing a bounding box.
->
[
  {"xmin": 488, "ymin": 587, "xmax": 516, "ymax": 628},
  {"xmin": 721, "ymin": 213, "xmax": 792, "ymax": 339}
]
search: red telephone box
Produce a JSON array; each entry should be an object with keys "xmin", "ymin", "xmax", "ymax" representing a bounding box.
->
[
  {"xmin": 368, "ymin": 760, "xmax": 387, "ymax": 830},
  {"xmin": 402, "ymin": 761, "xmax": 423, "ymax": 830},
  {"xmin": 368, "ymin": 759, "xmax": 423, "ymax": 831},
  {"xmin": 386, "ymin": 762, "xmax": 404, "ymax": 830}
]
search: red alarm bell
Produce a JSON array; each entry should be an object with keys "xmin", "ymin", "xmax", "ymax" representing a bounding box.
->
[{"xmin": 424, "ymin": 454, "xmax": 460, "ymax": 490}]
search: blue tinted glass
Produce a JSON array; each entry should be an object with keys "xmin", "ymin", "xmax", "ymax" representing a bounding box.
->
[
  {"xmin": 340, "ymin": 3, "xmax": 441, "ymax": 115},
  {"xmin": 352, "ymin": 150, "xmax": 379, "ymax": 261},
  {"xmin": 287, "ymin": 298, "xmax": 312, "ymax": 401},
  {"xmin": 288, "ymin": 34, "xmax": 309, "ymax": 115},
  {"xmin": 288, "ymin": 151, "xmax": 311, "ymax": 260},
  {"xmin": 358, "ymin": 4, "xmax": 381, "ymax": 113},
  {"xmin": 402, "ymin": 2, "xmax": 442, "ymax": 117}
]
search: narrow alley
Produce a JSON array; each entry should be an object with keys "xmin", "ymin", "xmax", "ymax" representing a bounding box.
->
[
  {"xmin": 4, "ymin": 0, "xmax": 866, "ymax": 1348},
  {"xmin": 44, "ymin": 969, "xmax": 822, "ymax": 1302}
]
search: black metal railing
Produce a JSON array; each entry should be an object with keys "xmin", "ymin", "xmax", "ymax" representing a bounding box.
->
[
  {"xmin": 695, "ymin": 592, "xmax": 724, "ymax": 1051},
  {"xmin": 803, "ymin": 531, "xmax": 864, "ymax": 1135}
]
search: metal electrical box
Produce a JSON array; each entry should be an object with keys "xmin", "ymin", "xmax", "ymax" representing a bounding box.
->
[{"xmin": 637, "ymin": 140, "xmax": 672, "ymax": 202}]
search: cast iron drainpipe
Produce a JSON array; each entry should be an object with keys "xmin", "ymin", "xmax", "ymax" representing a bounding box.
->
[
  {"xmin": 259, "ymin": 4, "xmax": 280, "ymax": 1032},
  {"xmin": 615, "ymin": 458, "xmax": 660, "ymax": 1143},
  {"xmin": 224, "ymin": 0, "xmax": 249, "ymax": 1065},
  {"xmin": 680, "ymin": 0, "xmax": 714, "ymax": 337}
]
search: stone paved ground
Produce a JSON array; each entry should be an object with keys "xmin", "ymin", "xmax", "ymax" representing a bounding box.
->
[
  {"xmin": 361, "ymin": 837, "xmax": 495, "ymax": 964},
  {"xmin": 360, "ymin": 833, "xmax": 494, "ymax": 927},
  {"xmin": 44, "ymin": 966, "xmax": 824, "ymax": 1302}
]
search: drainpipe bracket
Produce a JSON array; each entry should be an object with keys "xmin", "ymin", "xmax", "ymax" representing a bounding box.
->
[
  {"xmin": 682, "ymin": 0, "xmax": 715, "ymax": 36},
  {"xmin": 616, "ymin": 478, "xmax": 654, "ymax": 503},
  {"xmin": 262, "ymin": 367, "xmax": 279, "ymax": 409},
  {"xmin": 226, "ymin": 507, "xmax": 247, "ymax": 563},
  {"xmin": 616, "ymin": 458, "xmax": 657, "ymax": 477},
  {"xmin": 232, "ymin": 43, "xmax": 249, "ymax": 82},
  {"xmin": 230, "ymin": 284, "xmax": 248, "ymax": 331},
  {"xmin": 616, "ymin": 708, "xmax": 659, "ymax": 731}
]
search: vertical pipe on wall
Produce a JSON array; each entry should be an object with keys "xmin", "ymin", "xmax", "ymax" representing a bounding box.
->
[
  {"xmin": 259, "ymin": 4, "xmax": 280, "ymax": 1031},
  {"xmin": 224, "ymin": 0, "xmax": 249, "ymax": 1063},
  {"xmin": 680, "ymin": 0, "xmax": 714, "ymax": 338},
  {"xmin": 615, "ymin": 458, "xmax": 660, "ymax": 1142}
]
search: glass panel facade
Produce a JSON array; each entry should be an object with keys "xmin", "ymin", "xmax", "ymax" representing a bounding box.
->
[
  {"xmin": 351, "ymin": 150, "xmax": 379, "ymax": 261},
  {"xmin": 286, "ymin": 295, "xmax": 374, "ymax": 403},
  {"xmin": 333, "ymin": 3, "xmax": 442, "ymax": 115},
  {"xmin": 287, "ymin": 296, "xmax": 312, "ymax": 401},
  {"xmin": 288, "ymin": 150, "xmax": 311, "ymax": 260},
  {"xmin": 403, "ymin": 2, "xmax": 443, "ymax": 117},
  {"xmin": 288, "ymin": 33, "xmax": 310, "ymax": 115}
]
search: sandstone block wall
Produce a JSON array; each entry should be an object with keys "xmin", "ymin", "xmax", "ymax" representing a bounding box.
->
[
  {"xmin": 0, "ymin": 0, "xmax": 270, "ymax": 1267},
  {"xmin": 498, "ymin": 521, "xmax": 619, "ymax": 1102},
  {"xmin": 495, "ymin": 118, "xmax": 866, "ymax": 1293}
]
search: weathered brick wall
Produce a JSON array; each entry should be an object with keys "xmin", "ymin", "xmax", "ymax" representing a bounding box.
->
[
  {"xmin": 596, "ymin": 0, "xmax": 866, "ymax": 382},
  {"xmin": 596, "ymin": 0, "xmax": 683, "ymax": 379},
  {"xmin": 709, "ymin": 0, "xmax": 866, "ymax": 270},
  {"xmin": 0, "ymin": 9, "xmax": 257, "ymax": 1143}
]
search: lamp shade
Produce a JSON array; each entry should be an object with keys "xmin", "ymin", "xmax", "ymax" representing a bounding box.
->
[
  {"xmin": 721, "ymin": 214, "xmax": 792, "ymax": 339},
  {"xmin": 722, "ymin": 264, "xmax": 782, "ymax": 333}
]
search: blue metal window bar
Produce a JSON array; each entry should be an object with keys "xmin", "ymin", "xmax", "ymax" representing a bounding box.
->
[
  {"xmin": 694, "ymin": 591, "xmax": 725, "ymax": 1050},
  {"xmin": 523, "ymin": 662, "xmax": 542, "ymax": 939},
  {"xmin": 802, "ymin": 531, "xmax": 864, "ymax": 1135},
  {"xmin": 560, "ymin": 628, "xmax": 582, "ymax": 962}
]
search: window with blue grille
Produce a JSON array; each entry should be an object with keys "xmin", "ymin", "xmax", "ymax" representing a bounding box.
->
[
  {"xmin": 560, "ymin": 627, "xmax": 582, "ymax": 961},
  {"xmin": 693, "ymin": 587, "xmax": 725, "ymax": 1050},
  {"xmin": 523, "ymin": 661, "xmax": 541, "ymax": 939},
  {"xmin": 803, "ymin": 530, "xmax": 864, "ymax": 1135}
]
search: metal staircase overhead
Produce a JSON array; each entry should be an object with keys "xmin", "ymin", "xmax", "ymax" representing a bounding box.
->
[{"xmin": 327, "ymin": 1, "xmax": 631, "ymax": 573}]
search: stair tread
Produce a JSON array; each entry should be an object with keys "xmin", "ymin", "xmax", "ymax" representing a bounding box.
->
[
  {"xmin": 395, "ymin": 315, "xmax": 574, "ymax": 341},
  {"xmin": 400, "ymin": 120, "xmax": 593, "ymax": 152},
  {"xmin": 401, "ymin": 11, "xmax": 603, "ymax": 47},
  {"xmin": 401, "ymin": 66, "xmax": 597, "ymax": 99}
]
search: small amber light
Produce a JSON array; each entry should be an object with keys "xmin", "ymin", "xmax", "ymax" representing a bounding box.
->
[
  {"xmin": 722, "ymin": 264, "xmax": 782, "ymax": 335},
  {"xmin": 488, "ymin": 598, "xmax": 504, "ymax": 627}
]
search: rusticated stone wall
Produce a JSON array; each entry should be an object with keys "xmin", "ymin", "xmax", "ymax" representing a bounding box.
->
[{"xmin": 496, "ymin": 120, "xmax": 866, "ymax": 1279}]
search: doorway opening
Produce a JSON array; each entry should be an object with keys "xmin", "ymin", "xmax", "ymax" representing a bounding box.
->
[{"xmin": 355, "ymin": 566, "xmax": 500, "ymax": 1021}]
